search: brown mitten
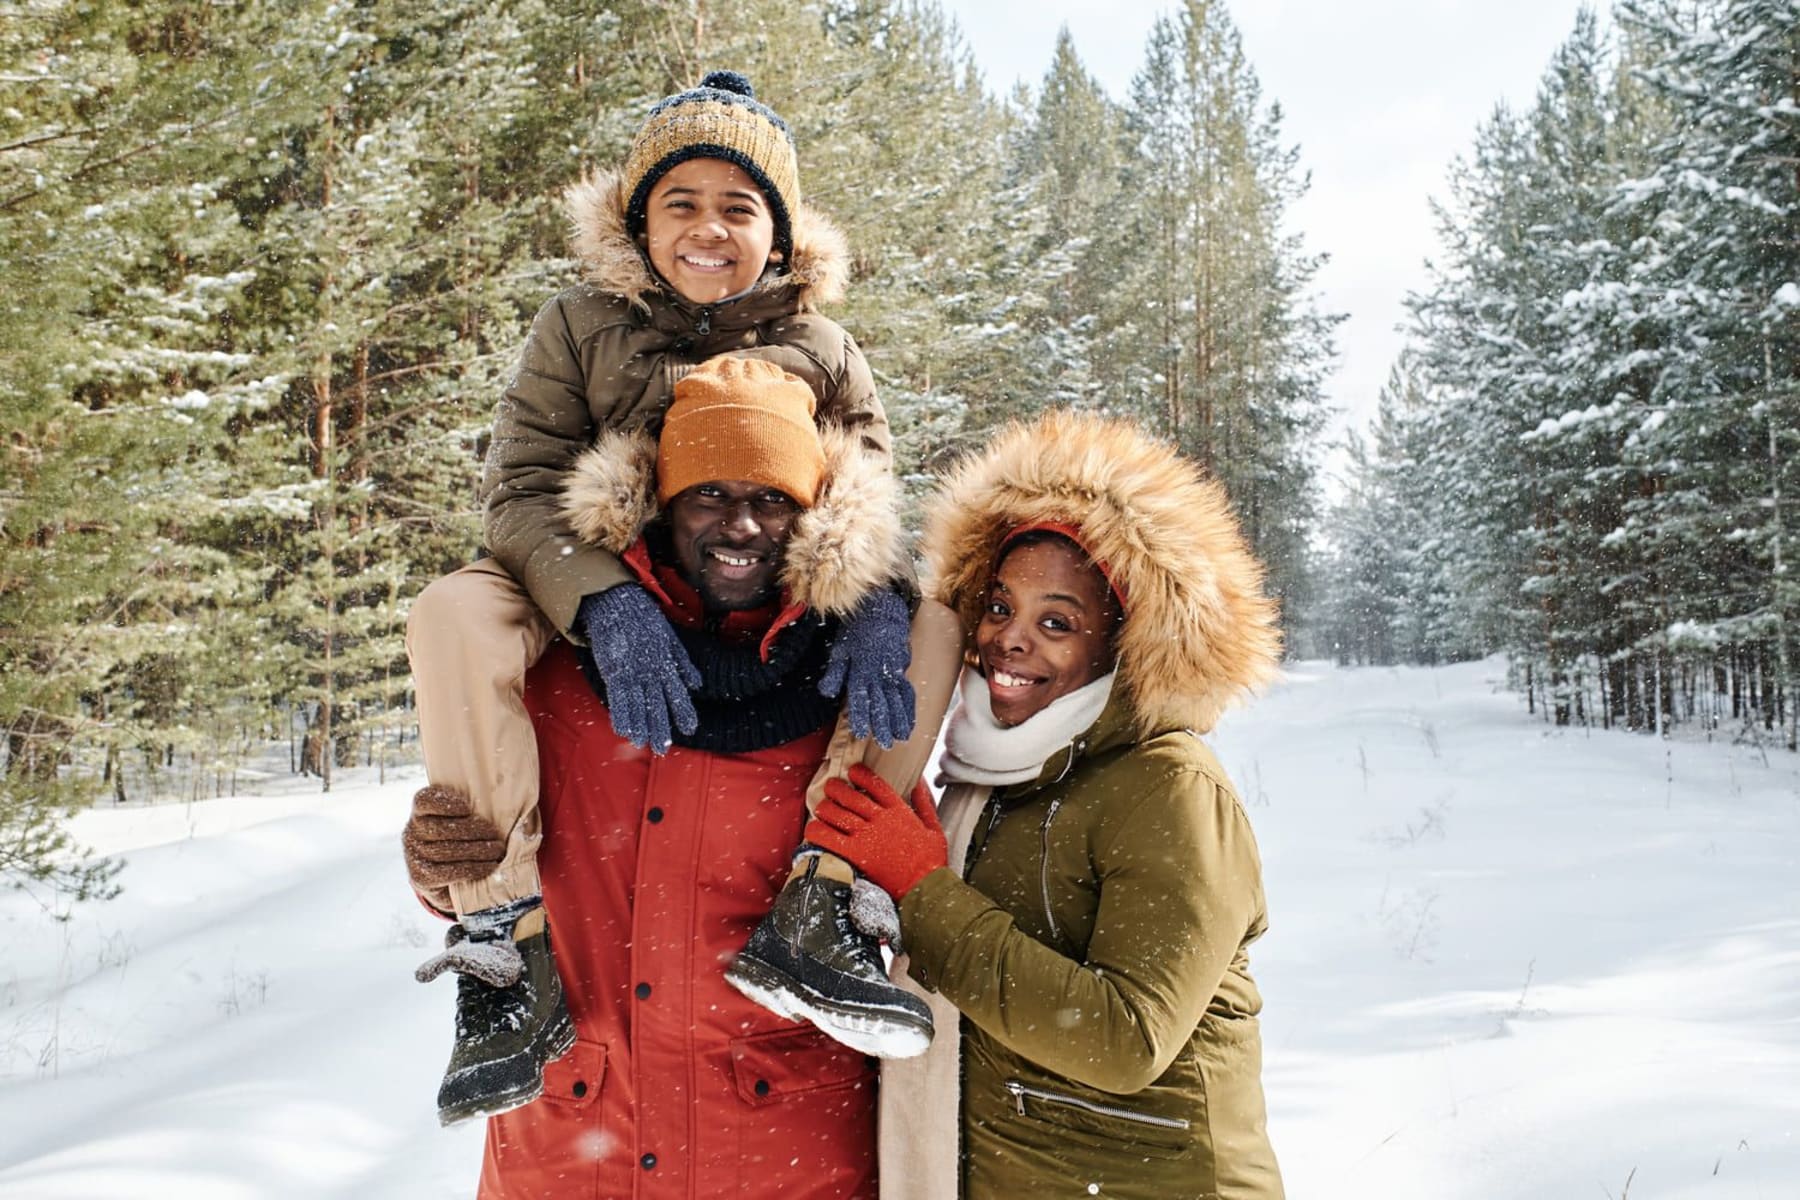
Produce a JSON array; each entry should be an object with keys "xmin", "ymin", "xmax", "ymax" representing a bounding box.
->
[{"xmin": 402, "ymin": 785, "xmax": 507, "ymax": 891}]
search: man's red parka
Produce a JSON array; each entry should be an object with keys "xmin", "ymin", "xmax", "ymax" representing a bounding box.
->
[
  {"xmin": 473, "ymin": 408, "xmax": 908, "ymax": 1199},
  {"xmin": 477, "ymin": 639, "xmax": 877, "ymax": 1199}
]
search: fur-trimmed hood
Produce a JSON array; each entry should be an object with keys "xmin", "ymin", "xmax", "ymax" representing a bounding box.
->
[
  {"xmin": 923, "ymin": 411, "xmax": 1282, "ymax": 736},
  {"xmin": 563, "ymin": 166, "xmax": 850, "ymax": 313},
  {"xmin": 559, "ymin": 422, "xmax": 900, "ymax": 620}
]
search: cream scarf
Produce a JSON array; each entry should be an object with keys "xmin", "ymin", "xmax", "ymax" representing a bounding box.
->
[
  {"xmin": 878, "ymin": 668, "xmax": 1114, "ymax": 1200},
  {"xmin": 936, "ymin": 669, "xmax": 1116, "ymax": 787}
]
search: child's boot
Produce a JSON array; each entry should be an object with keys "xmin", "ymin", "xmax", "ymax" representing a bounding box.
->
[
  {"xmin": 725, "ymin": 855, "xmax": 933, "ymax": 1059},
  {"xmin": 416, "ymin": 896, "xmax": 575, "ymax": 1124}
]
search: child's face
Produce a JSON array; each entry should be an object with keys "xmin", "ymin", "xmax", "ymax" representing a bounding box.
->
[{"xmin": 643, "ymin": 158, "xmax": 777, "ymax": 304}]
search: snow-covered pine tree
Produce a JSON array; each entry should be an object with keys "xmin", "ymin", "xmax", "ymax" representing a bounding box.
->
[
  {"xmin": 1407, "ymin": 13, "xmax": 1656, "ymax": 724},
  {"xmin": 0, "ymin": 0, "xmax": 300, "ymax": 880},
  {"xmin": 223, "ymin": 0, "xmax": 654, "ymax": 788},
  {"xmin": 1317, "ymin": 428, "xmax": 1405, "ymax": 665},
  {"xmin": 1116, "ymin": 0, "xmax": 1336, "ymax": 641},
  {"xmin": 1316, "ymin": 360, "xmax": 1477, "ymax": 667},
  {"xmin": 1614, "ymin": 0, "xmax": 1799, "ymax": 745}
]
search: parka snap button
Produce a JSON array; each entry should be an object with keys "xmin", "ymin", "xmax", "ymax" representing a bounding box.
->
[
  {"xmin": 571, "ymin": 1080, "xmax": 587, "ymax": 1098},
  {"xmin": 754, "ymin": 1079, "xmax": 770, "ymax": 1097},
  {"xmin": 635, "ymin": 982, "xmax": 651, "ymax": 1000},
  {"xmin": 647, "ymin": 807, "xmax": 664, "ymax": 824},
  {"xmin": 640, "ymin": 1153, "xmax": 657, "ymax": 1170}
]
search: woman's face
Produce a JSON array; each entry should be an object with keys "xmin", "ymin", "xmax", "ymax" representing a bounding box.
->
[{"xmin": 975, "ymin": 537, "xmax": 1119, "ymax": 727}]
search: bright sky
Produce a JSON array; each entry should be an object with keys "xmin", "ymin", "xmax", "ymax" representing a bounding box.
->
[{"xmin": 937, "ymin": 0, "xmax": 1599, "ymax": 481}]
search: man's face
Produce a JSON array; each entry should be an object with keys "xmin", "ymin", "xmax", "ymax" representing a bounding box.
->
[{"xmin": 666, "ymin": 479, "xmax": 802, "ymax": 611}]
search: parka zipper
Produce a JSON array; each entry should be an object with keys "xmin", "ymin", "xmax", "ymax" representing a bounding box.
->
[
  {"xmin": 1039, "ymin": 738, "xmax": 1085, "ymax": 943},
  {"xmin": 1040, "ymin": 795, "xmax": 1064, "ymax": 944},
  {"xmin": 694, "ymin": 305, "xmax": 713, "ymax": 336},
  {"xmin": 1003, "ymin": 1080, "xmax": 1191, "ymax": 1131},
  {"xmin": 965, "ymin": 792, "xmax": 1005, "ymax": 874}
]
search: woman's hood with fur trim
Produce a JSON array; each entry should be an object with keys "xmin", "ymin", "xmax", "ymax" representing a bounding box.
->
[
  {"xmin": 563, "ymin": 166, "xmax": 850, "ymax": 312},
  {"xmin": 923, "ymin": 411, "xmax": 1282, "ymax": 736},
  {"xmin": 559, "ymin": 423, "xmax": 900, "ymax": 619}
]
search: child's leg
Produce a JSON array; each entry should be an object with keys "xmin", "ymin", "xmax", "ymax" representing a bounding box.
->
[
  {"xmin": 406, "ymin": 558, "xmax": 557, "ymax": 917},
  {"xmin": 806, "ymin": 597, "xmax": 964, "ymax": 836},
  {"xmin": 724, "ymin": 599, "xmax": 963, "ymax": 1057}
]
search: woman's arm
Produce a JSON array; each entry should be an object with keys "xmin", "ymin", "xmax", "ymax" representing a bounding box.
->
[{"xmin": 900, "ymin": 766, "xmax": 1262, "ymax": 1095}]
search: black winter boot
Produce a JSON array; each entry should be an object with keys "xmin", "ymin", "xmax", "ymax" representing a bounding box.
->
[
  {"xmin": 725, "ymin": 858, "xmax": 933, "ymax": 1059},
  {"xmin": 418, "ymin": 901, "xmax": 576, "ymax": 1125}
]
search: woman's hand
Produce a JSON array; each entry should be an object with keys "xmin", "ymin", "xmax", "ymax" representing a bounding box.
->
[{"xmin": 805, "ymin": 763, "xmax": 947, "ymax": 897}]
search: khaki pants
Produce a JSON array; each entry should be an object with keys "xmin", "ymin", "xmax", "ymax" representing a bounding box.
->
[{"xmin": 406, "ymin": 558, "xmax": 963, "ymax": 917}]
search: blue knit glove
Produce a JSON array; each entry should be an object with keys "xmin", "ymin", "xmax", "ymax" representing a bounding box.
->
[
  {"xmin": 578, "ymin": 584, "xmax": 701, "ymax": 753},
  {"xmin": 818, "ymin": 589, "xmax": 915, "ymax": 749}
]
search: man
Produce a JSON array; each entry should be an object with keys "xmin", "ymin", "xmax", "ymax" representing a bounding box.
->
[{"xmin": 406, "ymin": 357, "xmax": 940, "ymax": 1197}]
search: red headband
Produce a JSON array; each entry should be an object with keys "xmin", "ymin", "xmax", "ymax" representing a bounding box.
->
[{"xmin": 997, "ymin": 521, "xmax": 1130, "ymax": 614}]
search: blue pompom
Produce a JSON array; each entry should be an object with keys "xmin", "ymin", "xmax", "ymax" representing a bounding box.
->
[{"xmin": 699, "ymin": 69, "xmax": 754, "ymax": 98}]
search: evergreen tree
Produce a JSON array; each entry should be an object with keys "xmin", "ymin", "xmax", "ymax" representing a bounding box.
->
[
  {"xmin": 1116, "ymin": 1, "xmax": 1336, "ymax": 637},
  {"xmin": 1389, "ymin": 0, "xmax": 1794, "ymax": 740},
  {"xmin": 1615, "ymin": 0, "xmax": 1800, "ymax": 743}
]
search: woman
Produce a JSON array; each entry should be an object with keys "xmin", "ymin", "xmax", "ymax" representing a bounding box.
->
[{"xmin": 806, "ymin": 410, "xmax": 1285, "ymax": 1199}]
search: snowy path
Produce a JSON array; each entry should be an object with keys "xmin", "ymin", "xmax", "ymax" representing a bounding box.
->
[
  {"xmin": 1, "ymin": 658, "xmax": 1794, "ymax": 1198},
  {"xmin": 1211, "ymin": 660, "xmax": 1800, "ymax": 1199}
]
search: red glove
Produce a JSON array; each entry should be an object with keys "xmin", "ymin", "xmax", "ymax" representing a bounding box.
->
[{"xmin": 805, "ymin": 763, "xmax": 948, "ymax": 898}]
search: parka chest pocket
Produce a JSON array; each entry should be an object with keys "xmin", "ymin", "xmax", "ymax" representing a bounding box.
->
[
  {"xmin": 483, "ymin": 1039, "xmax": 609, "ymax": 1192},
  {"xmin": 730, "ymin": 1026, "xmax": 876, "ymax": 1105},
  {"xmin": 1003, "ymin": 1079, "xmax": 1192, "ymax": 1160},
  {"xmin": 540, "ymin": 1038, "xmax": 606, "ymax": 1109}
]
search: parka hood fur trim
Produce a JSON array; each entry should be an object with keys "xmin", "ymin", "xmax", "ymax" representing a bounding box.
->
[
  {"xmin": 560, "ymin": 423, "xmax": 900, "ymax": 620},
  {"xmin": 923, "ymin": 411, "xmax": 1282, "ymax": 736},
  {"xmin": 564, "ymin": 167, "xmax": 849, "ymax": 312}
]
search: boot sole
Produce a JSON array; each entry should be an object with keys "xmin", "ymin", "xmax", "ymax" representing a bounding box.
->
[{"xmin": 725, "ymin": 954, "xmax": 933, "ymax": 1060}]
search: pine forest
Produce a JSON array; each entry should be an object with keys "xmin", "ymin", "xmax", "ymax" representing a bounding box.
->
[
  {"xmin": 1316, "ymin": 0, "xmax": 1798, "ymax": 754},
  {"xmin": 2, "ymin": 0, "xmax": 1795, "ymax": 891}
]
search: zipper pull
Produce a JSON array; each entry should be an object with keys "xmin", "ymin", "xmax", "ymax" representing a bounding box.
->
[
  {"xmin": 695, "ymin": 306, "xmax": 712, "ymax": 336},
  {"xmin": 1004, "ymin": 1080, "xmax": 1026, "ymax": 1115}
]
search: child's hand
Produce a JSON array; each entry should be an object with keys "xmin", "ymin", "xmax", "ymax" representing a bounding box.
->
[
  {"xmin": 819, "ymin": 589, "xmax": 916, "ymax": 748},
  {"xmin": 579, "ymin": 584, "xmax": 701, "ymax": 752}
]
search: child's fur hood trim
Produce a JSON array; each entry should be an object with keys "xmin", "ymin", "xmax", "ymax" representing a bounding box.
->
[
  {"xmin": 560, "ymin": 423, "xmax": 900, "ymax": 619},
  {"xmin": 563, "ymin": 166, "xmax": 849, "ymax": 312},
  {"xmin": 923, "ymin": 411, "xmax": 1282, "ymax": 735}
]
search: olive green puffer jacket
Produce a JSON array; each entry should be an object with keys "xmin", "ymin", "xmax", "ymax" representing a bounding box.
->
[{"xmin": 902, "ymin": 691, "xmax": 1281, "ymax": 1200}]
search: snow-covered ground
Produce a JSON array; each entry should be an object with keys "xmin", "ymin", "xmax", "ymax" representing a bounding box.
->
[{"xmin": 0, "ymin": 658, "xmax": 1794, "ymax": 1198}]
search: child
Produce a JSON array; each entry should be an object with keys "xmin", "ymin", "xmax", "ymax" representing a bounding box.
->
[{"xmin": 402, "ymin": 70, "xmax": 956, "ymax": 1125}]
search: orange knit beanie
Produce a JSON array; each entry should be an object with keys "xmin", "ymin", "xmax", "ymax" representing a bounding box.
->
[{"xmin": 657, "ymin": 357, "xmax": 826, "ymax": 507}]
